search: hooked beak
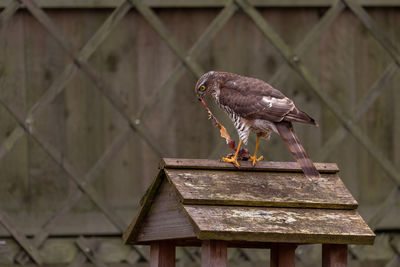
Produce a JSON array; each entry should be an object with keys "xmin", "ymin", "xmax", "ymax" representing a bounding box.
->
[{"xmin": 196, "ymin": 91, "xmax": 203, "ymax": 101}]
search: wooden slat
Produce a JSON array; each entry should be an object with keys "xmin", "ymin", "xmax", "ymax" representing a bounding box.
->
[
  {"xmin": 67, "ymin": 251, "xmax": 87, "ymax": 267},
  {"xmin": 184, "ymin": 205, "xmax": 375, "ymax": 245},
  {"xmin": 271, "ymin": 244, "xmax": 296, "ymax": 267},
  {"xmin": 366, "ymin": 187, "xmax": 399, "ymax": 229},
  {"xmin": 0, "ymin": 95, "xmax": 129, "ymax": 233},
  {"xmin": 123, "ymin": 170, "xmax": 163, "ymax": 244},
  {"xmin": 150, "ymin": 241, "xmax": 176, "ymax": 267},
  {"xmin": 162, "ymin": 158, "xmax": 339, "ymax": 172},
  {"xmin": 75, "ymin": 237, "xmax": 108, "ymax": 267},
  {"xmin": 21, "ymin": 0, "xmax": 164, "ymax": 160},
  {"xmin": 322, "ymin": 244, "xmax": 348, "ymax": 267},
  {"xmin": 2, "ymin": 0, "xmax": 400, "ymax": 8},
  {"xmin": 0, "ymin": 0, "xmax": 20, "ymax": 32},
  {"xmin": 317, "ymin": 62, "xmax": 398, "ymax": 161},
  {"xmin": 21, "ymin": 0, "xmax": 77, "ymax": 59},
  {"xmin": 134, "ymin": 180, "xmax": 196, "ymax": 243},
  {"xmin": 21, "ymin": 0, "xmax": 165, "ymax": 157},
  {"xmin": 136, "ymin": 1, "xmax": 238, "ymax": 119},
  {"xmin": 344, "ymin": 0, "xmax": 400, "ymax": 67},
  {"xmin": 269, "ymin": 0, "xmax": 345, "ymax": 85},
  {"xmin": 166, "ymin": 168, "xmax": 357, "ymax": 209},
  {"xmin": 310, "ymin": 3, "xmax": 400, "ymax": 235},
  {"xmin": 338, "ymin": 2, "xmax": 400, "ymax": 213},
  {"xmin": 13, "ymin": 127, "xmax": 134, "ymax": 264},
  {"xmin": 0, "ymin": 126, "xmax": 24, "ymax": 161},
  {"xmin": 0, "ymin": 209, "xmax": 43, "ymax": 265},
  {"xmin": 201, "ymin": 240, "xmax": 227, "ymax": 267},
  {"xmin": 130, "ymin": 0, "xmax": 204, "ymax": 78},
  {"xmin": 3, "ymin": 237, "xmax": 141, "ymax": 264},
  {"xmin": 27, "ymin": 0, "xmax": 131, "ymax": 118}
]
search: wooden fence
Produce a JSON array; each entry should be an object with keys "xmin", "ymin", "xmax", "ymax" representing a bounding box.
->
[{"xmin": 0, "ymin": 0, "xmax": 400, "ymax": 266}]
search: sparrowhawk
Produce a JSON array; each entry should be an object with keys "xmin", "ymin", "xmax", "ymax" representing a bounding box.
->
[{"xmin": 195, "ymin": 71, "xmax": 320, "ymax": 179}]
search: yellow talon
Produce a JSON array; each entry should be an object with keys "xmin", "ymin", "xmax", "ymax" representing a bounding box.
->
[
  {"xmin": 250, "ymin": 135, "xmax": 263, "ymax": 166},
  {"xmin": 250, "ymin": 155, "xmax": 263, "ymax": 166},
  {"xmin": 222, "ymin": 156, "xmax": 240, "ymax": 167},
  {"xmin": 222, "ymin": 140, "xmax": 242, "ymax": 168}
]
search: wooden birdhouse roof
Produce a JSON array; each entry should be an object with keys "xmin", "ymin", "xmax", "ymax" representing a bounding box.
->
[{"xmin": 123, "ymin": 158, "xmax": 375, "ymax": 246}]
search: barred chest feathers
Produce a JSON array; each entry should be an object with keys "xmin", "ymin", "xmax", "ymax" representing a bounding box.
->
[
  {"xmin": 211, "ymin": 90, "xmax": 277, "ymax": 145},
  {"xmin": 210, "ymin": 92, "xmax": 247, "ymax": 145}
]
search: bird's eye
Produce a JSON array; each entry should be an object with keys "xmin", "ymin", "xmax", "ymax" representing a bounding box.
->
[{"xmin": 200, "ymin": 85, "xmax": 206, "ymax": 91}]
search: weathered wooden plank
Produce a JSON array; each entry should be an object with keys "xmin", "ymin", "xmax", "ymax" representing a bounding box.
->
[
  {"xmin": 162, "ymin": 158, "xmax": 339, "ymax": 172},
  {"xmin": 183, "ymin": 205, "xmax": 375, "ymax": 245},
  {"xmin": 166, "ymin": 168, "xmax": 357, "ymax": 209},
  {"xmin": 201, "ymin": 240, "xmax": 227, "ymax": 267},
  {"xmin": 322, "ymin": 244, "xmax": 348, "ymax": 267},
  {"xmin": 150, "ymin": 241, "xmax": 175, "ymax": 267},
  {"xmin": 1, "ymin": 0, "xmax": 400, "ymax": 8},
  {"xmin": 123, "ymin": 170, "xmax": 164, "ymax": 244},
  {"xmin": 134, "ymin": 180, "xmax": 196, "ymax": 243}
]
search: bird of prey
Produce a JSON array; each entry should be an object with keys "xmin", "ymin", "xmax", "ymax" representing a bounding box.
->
[{"xmin": 195, "ymin": 71, "xmax": 320, "ymax": 179}]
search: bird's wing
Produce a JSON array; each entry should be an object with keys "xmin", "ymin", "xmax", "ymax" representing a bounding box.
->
[{"xmin": 219, "ymin": 78, "xmax": 295, "ymax": 122}]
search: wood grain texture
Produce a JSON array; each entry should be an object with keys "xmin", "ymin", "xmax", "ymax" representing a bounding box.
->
[
  {"xmin": 123, "ymin": 170, "xmax": 165, "ymax": 244},
  {"xmin": 184, "ymin": 205, "xmax": 375, "ymax": 245},
  {"xmin": 201, "ymin": 240, "xmax": 227, "ymax": 267},
  {"xmin": 271, "ymin": 243, "xmax": 296, "ymax": 267},
  {"xmin": 165, "ymin": 168, "xmax": 357, "ymax": 209},
  {"xmin": 150, "ymin": 241, "xmax": 175, "ymax": 267},
  {"xmin": 134, "ymin": 180, "xmax": 196, "ymax": 243},
  {"xmin": 322, "ymin": 244, "xmax": 348, "ymax": 267},
  {"xmin": 162, "ymin": 158, "xmax": 339, "ymax": 173}
]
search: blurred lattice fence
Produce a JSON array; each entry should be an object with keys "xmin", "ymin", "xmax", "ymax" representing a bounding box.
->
[{"xmin": 1, "ymin": 0, "xmax": 400, "ymax": 266}]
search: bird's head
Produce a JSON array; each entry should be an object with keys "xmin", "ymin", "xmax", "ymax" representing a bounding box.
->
[{"xmin": 195, "ymin": 71, "xmax": 219, "ymax": 100}]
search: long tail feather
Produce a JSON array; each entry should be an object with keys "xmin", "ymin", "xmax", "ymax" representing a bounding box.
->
[{"xmin": 275, "ymin": 121, "xmax": 320, "ymax": 179}]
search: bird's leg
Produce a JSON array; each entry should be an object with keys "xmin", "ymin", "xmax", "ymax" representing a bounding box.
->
[
  {"xmin": 249, "ymin": 135, "xmax": 263, "ymax": 166},
  {"xmin": 222, "ymin": 140, "xmax": 242, "ymax": 167}
]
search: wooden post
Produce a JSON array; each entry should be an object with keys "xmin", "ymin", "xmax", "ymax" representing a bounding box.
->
[
  {"xmin": 150, "ymin": 241, "xmax": 175, "ymax": 267},
  {"xmin": 201, "ymin": 240, "xmax": 227, "ymax": 267},
  {"xmin": 322, "ymin": 244, "xmax": 347, "ymax": 267},
  {"xmin": 270, "ymin": 243, "xmax": 297, "ymax": 267}
]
